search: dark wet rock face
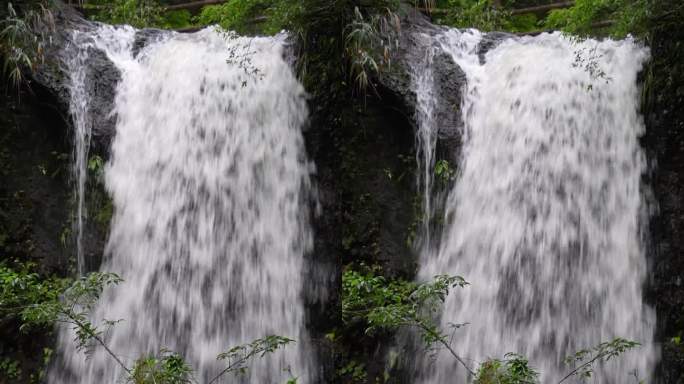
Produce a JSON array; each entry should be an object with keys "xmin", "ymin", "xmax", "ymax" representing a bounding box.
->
[
  {"xmin": 68, "ymin": 43, "xmax": 121, "ymax": 154},
  {"xmin": 377, "ymin": 7, "xmax": 465, "ymax": 138},
  {"xmin": 643, "ymin": 2, "xmax": 684, "ymax": 382},
  {"xmin": 132, "ymin": 28, "xmax": 168, "ymax": 57},
  {"xmin": 32, "ymin": 2, "xmax": 121, "ymax": 154},
  {"xmin": 431, "ymin": 50, "xmax": 466, "ymax": 139},
  {"xmin": 33, "ymin": 5, "xmax": 175, "ymax": 155},
  {"xmin": 476, "ymin": 31, "xmax": 512, "ymax": 63},
  {"xmin": 377, "ymin": 7, "xmax": 512, "ymax": 145},
  {"xmin": 31, "ymin": 3, "xmax": 93, "ymax": 103},
  {"xmin": 0, "ymin": 81, "xmax": 73, "ymax": 384}
]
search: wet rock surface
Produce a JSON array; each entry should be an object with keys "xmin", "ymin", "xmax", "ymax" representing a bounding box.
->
[
  {"xmin": 378, "ymin": 6, "xmax": 465, "ymax": 139},
  {"xmin": 33, "ymin": 2, "xmax": 120, "ymax": 154},
  {"xmin": 643, "ymin": 2, "xmax": 684, "ymax": 382},
  {"xmin": 0, "ymin": 81, "xmax": 73, "ymax": 384}
]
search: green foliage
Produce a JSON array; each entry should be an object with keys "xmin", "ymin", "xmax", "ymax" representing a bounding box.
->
[
  {"xmin": 210, "ymin": 335, "xmax": 294, "ymax": 383},
  {"xmin": 130, "ymin": 350, "xmax": 194, "ymax": 384},
  {"xmin": 341, "ymin": 266, "xmax": 474, "ymax": 372},
  {"xmin": 434, "ymin": 159, "xmax": 453, "ymax": 184},
  {"xmin": 196, "ymin": 0, "xmax": 260, "ymax": 32},
  {"xmin": 0, "ymin": 262, "xmax": 71, "ymax": 330},
  {"xmin": 160, "ymin": 10, "xmax": 192, "ymax": 30},
  {"xmin": 559, "ymin": 338, "xmax": 640, "ymax": 383},
  {"xmin": 435, "ymin": 0, "xmax": 512, "ymax": 31},
  {"xmin": 86, "ymin": 0, "xmax": 196, "ymax": 29},
  {"xmin": 94, "ymin": 197, "xmax": 113, "ymax": 229},
  {"xmin": 546, "ymin": 0, "xmax": 611, "ymax": 35},
  {"xmin": 31, "ymin": 347, "xmax": 54, "ymax": 383},
  {"xmin": 1, "ymin": 267, "xmax": 294, "ymax": 383},
  {"xmin": 430, "ymin": 0, "xmax": 651, "ymax": 37},
  {"xmin": 0, "ymin": 1, "xmax": 54, "ymax": 88},
  {"xmin": 336, "ymin": 360, "xmax": 367, "ymax": 382},
  {"xmin": 505, "ymin": 13, "xmax": 539, "ymax": 33},
  {"xmin": 88, "ymin": 154, "xmax": 104, "ymax": 177},
  {"xmin": 0, "ymin": 268, "xmax": 127, "ymax": 373},
  {"xmin": 475, "ymin": 353, "xmax": 538, "ymax": 384},
  {"xmin": 342, "ymin": 266, "xmax": 642, "ymax": 382},
  {"xmin": 196, "ymin": 0, "xmax": 399, "ymax": 93},
  {"xmin": 342, "ymin": 266, "xmax": 416, "ymax": 326},
  {"xmin": 196, "ymin": 0, "xmax": 299, "ymax": 35},
  {"xmin": 90, "ymin": 0, "xmax": 163, "ymax": 28},
  {"xmin": 284, "ymin": 0, "xmax": 403, "ymax": 99},
  {"xmin": 545, "ymin": 0, "xmax": 648, "ymax": 38},
  {"xmin": 0, "ymin": 357, "xmax": 21, "ymax": 380},
  {"xmin": 609, "ymin": 0, "xmax": 649, "ymax": 38},
  {"xmin": 344, "ymin": 6, "xmax": 399, "ymax": 92}
]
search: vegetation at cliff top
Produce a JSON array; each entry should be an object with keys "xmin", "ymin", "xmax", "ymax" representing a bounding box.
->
[
  {"xmin": 81, "ymin": 0, "xmax": 654, "ymax": 38},
  {"xmin": 427, "ymin": 0, "xmax": 650, "ymax": 36},
  {"xmin": 0, "ymin": 0, "xmax": 663, "ymax": 94}
]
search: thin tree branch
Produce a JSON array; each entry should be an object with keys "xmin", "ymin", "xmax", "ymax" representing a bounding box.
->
[
  {"xmin": 207, "ymin": 354, "xmax": 248, "ymax": 384},
  {"xmin": 409, "ymin": 316, "xmax": 476, "ymax": 377},
  {"xmin": 557, "ymin": 352, "xmax": 610, "ymax": 384},
  {"xmin": 65, "ymin": 311, "xmax": 132, "ymax": 376}
]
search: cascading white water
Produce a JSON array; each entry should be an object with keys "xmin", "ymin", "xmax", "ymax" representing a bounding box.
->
[
  {"xmin": 53, "ymin": 25, "xmax": 315, "ymax": 383},
  {"xmin": 416, "ymin": 29, "xmax": 656, "ymax": 383}
]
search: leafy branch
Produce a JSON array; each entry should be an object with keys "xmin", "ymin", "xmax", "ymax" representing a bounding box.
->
[
  {"xmin": 209, "ymin": 335, "xmax": 294, "ymax": 384},
  {"xmin": 559, "ymin": 338, "xmax": 641, "ymax": 383},
  {"xmin": 342, "ymin": 267, "xmax": 474, "ymax": 375},
  {"xmin": 342, "ymin": 267, "xmax": 643, "ymax": 383},
  {"xmin": 1, "ymin": 266, "xmax": 295, "ymax": 383},
  {"xmin": 475, "ymin": 353, "xmax": 538, "ymax": 384}
]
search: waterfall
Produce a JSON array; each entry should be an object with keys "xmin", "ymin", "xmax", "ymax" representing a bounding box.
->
[
  {"xmin": 415, "ymin": 30, "xmax": 656, "ymax": 383},
  {"xmin": 52, "ymin": 25, "xmax": 315, "ymax": 383}
]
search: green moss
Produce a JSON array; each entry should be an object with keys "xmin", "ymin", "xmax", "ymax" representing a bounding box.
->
[
  {"xmin": 0, "ymin": 357, "xmax": 21, "ymax": 381},
  {"xmin": 94, "ymin": 198, "xmax": 113, "ymax": 230}
]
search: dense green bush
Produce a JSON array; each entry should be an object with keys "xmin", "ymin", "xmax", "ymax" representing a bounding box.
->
[
  {"xmin": 429, "ymin": 0, "xmax": 651, "ymax": 37},
  {"xmin": 434, "ymin": 0, "xmax": 513, "ymax": 31},
  {"xmin": 545, "ymin": 0, "xmax": 649, "ymax": 37},
  {"xmin": 85, "ymin": 0, "xmax": 193, "ymax": 29},
  {"xmin": 196, "ymin": 0, "xmax": 300, "ymax": 34},
  {"xmin": 89, "ymin": 0, "xmax": 164, "ymax": 28}
]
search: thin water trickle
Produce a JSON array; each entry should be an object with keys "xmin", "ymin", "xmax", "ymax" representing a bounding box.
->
[
  {"xmin": 415, "ymin": 30, "xmax": 656, "ymax": 383},
  {"xmin": 411, "ymin": 37, "xmax": 437, "ymax": 252},
  {"xmin": 65, "ymin": 31, "xmax": 92, "ymax": 277},
  {"xmin": 53, "ymin": 26, "xmax": 315, "ymax": 383}
]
